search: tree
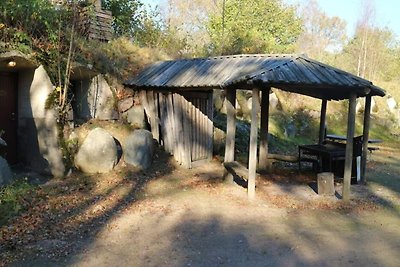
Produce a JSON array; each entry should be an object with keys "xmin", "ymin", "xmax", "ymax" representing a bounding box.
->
[
  {"xmin": 163, "ymin": 0, "xmax": 219, "ymax": 56},
  {"xmin": 206, "ymin": 0, "xmax": 302, "ymax": 55},
  {"xmin": 296, "ymin": 0, "xmax": 347, "ymax": 60},
  {"xmin": 341, "ymin": 27, "xmax": 396, "ymax": 81},
  {"xmin": 102, "ymin": 0, "xmax": 143, "ymax": 37}
]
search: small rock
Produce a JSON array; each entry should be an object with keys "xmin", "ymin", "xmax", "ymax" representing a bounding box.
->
[
  {"xmin": 0, "ymin": 156, "xmax": 13, "ymax": 186},
  {"xmin": 0, "ymin": 137, "xmax": 7, "ymax": 147}
]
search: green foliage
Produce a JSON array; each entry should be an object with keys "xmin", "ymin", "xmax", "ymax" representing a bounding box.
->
[
  {"xmin": 206, "ymin": 0, "xmax": 302, "ymax": 55},
  {"xmin": 133, "ymin": 9, "xmax": 164, "ymax": 47},
  {"xmin": 0, "ymin": 25, "xmax": 32, "ymax": 53},
  {"xmin": 296, "ymin": 0, "xmax": 347, "ymax": 59},
  {"xmin": 0, "ymin": 179, "xmax": 35, "ymax": 226},
  {"xmin": 102, "ymin": 0, "xmax": 143, "ymax": 37},
  {"xmin": 0, "ymin": 0, "xmax": 77, "ymax": 84},
  {"xmin": 0, "ymin": 0, "xmax": 59, "ymax": 39}
]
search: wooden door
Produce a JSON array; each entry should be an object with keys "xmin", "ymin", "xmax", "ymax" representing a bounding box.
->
[
  {"xmin": 182, "ymin": 92, "xmax": 213, "ymax": 162},
  {"xmin": 0, "ymin": 72, "xmax": 18, "ymax": 163},
  {"xmin": 142, "ymin": 90, "xmax": 213, "ymax": 168}
]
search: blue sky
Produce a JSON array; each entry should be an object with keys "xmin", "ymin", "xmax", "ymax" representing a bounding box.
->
[{"xmin": 141, "ymin": 0, "xmax": 400, "ymax": 39}]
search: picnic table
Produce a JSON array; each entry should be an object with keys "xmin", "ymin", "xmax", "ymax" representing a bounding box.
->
[
  {"xmin": 299, "ymin": 135, "xmax": 382, "ymax": 182},
  {"xmin": 325, "ymin": 134, "xmax": 382, "ymax": 144},
  {"xmin": 298, "ymin": 142, "xmax": 346, "ymax": 172}
]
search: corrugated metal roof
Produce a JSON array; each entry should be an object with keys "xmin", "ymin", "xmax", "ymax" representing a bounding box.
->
[{"xmin": 125, "ymin": 54, "xmax": 385, "ymax": 100}]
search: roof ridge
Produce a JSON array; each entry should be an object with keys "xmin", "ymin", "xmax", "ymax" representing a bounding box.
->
[
  {"xmin": 236, "ymin": 56, "xmax": 300, "ymax": 82},
  {"xmin": 153, "ymin": 53, "xmax": 300, "ymax": 64}
]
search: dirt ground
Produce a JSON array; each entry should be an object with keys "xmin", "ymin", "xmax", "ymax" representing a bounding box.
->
[{"xmin": 1, "ymin": 143, "xmax": 400, "ymax": 267}]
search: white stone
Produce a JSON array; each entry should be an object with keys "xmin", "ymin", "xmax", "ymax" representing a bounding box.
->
[
  {"xmin": 387, "ymin": 96, "xmax": 397, "ymax": 112},
  {"xmin": 269, "ymin": 92, "xmax": 279, "ymax": 110}
]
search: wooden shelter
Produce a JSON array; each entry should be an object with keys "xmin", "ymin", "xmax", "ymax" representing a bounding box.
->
[{"xmin": 125, "ymin": 54, "xmax": 385, "ymax": 201}]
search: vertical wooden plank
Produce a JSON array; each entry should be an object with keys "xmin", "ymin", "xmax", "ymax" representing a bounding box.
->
[
  {"xmin": 154, "ymin": 92, "xmax": 160, "ymax": 142},
  {"xmin": 248, "ymin": 88, "xmax": 260, "ymax": 200},
  {"xmin": 168, "ymin": 93, "xmax": 179, "ymax": 163},
  {"xmin": 159, "ymin": 93, "xmax": 169, "ymax": 151},
  {"xmin": 197, "ymin": 99, "xmax": 201, "ymax": 160},
  {"xmin": 139, "ymin": 90, "xmax": 150, "ymax": 125},
  {"xmin": 182, "ymin": 96, "xmax": 192, "ymax": 168},
  {"xmin": 146, "ymin": 91, "xmax": 155, "ymax": 137},
  {"xmin": 173, "ymin": 94, "xmax": 181, "ymax": 164},
  {"xmin": 162, "ymin": 93, "xmax": 172, "ymax": 153},
  {"xmin": 319, "ymin": 99, "xmax": 328, "ymax": 144},
  {"xmin": 361, "ymin": 95, "xmax": 372, "ymax": 184},
  {"xmin": 343, "ymin": 93, "xmax": 357, "ymax": 201},
  {"xmin": 258, "ymin": 87, "xmax": 270, "ymax": 171},
  {"xmin": 199, "ymin": 99, "xmax": 203, "ymax": 159},
  {"xmin": 201, "ymin": 99, "xmax": 206, "ymax": 159},
  {"xmin": 146, "ymin": 91, "xmax": 160, "ymax": 143},
  {"xmin": 190, "ymin": 99, "xmax": 196, "ymax": 162},
  {"xmin": 224, "ymin": 89, "xmax": 236, "ymax": 183},
  {"xmin": 207, "ymin": 91, "xmax": 214, "ymax": 160},
  {"xmin": 175, "ymin": 94, "xmax": 184, "ymax": 165},
  {"xmin": 191, "ymin": 99, "xmax": 196, "ymax": 161},
  {"xmin": 198, "ymin": 98, "xmax": 203, "ymax": 160}
]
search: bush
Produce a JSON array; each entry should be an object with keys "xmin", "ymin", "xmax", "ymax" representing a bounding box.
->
[{"xmin": 0, "ymin": 179, "xmax": 35, "ymax": 226}]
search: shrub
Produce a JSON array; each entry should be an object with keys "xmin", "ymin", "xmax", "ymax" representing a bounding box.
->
[{"xmin": 0, "ymin": 179, "xmax": 36, "ymax": 226}]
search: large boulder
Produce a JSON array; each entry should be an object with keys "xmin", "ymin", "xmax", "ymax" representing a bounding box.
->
[
  {"xmin": 213, "ymin": 127, "xmax": 226, "ymax": 155},
  {"xmin": 0, "ymin": 156, "xmax": 13, "ymax": 186},
  {"xmin": 75, "ymin": 128, "xmax": 118, "ymax": 173},
  {"xmin": 0, "ymin": 137, "xmax": 6, "ymax": 147},
  {"xmin": 125, "ymin": 105, "xmax": 146, "ymax": 129},
  {"xmin": 123, "ymin": 129, "xmax": 154, "ymax": 169}
]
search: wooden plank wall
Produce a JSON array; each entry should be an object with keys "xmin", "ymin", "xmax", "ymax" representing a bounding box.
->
[
  {"xmin": 78, "ymin": 7, "xmax": 113, "ymax": 42},
  {"xmin": 140, "ymin": 90, "xmax": 213, "ymax": 168}
]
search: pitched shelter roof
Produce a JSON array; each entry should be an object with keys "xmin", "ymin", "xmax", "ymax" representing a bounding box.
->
[{"xmin": 125, "ymin": 54, "xmax": 385, "ymax": 100}]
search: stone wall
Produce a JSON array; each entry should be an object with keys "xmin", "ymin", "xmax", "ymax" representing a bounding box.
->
[{"xmin": 72, "ymin": 74, "xmax": 117, "ymax": 122}]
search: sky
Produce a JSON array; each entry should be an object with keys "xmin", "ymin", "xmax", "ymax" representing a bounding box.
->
[
  {"xmin": 141, "ymin": 0, "xmax": 400, "ymax": 39},
  {"xmin": 289, "ymin": 0, "xmax": 400, "ymax": 38}
]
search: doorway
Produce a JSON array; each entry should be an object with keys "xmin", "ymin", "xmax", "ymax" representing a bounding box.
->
[{"xmin": 0, "ymin": 72, "xmax": 18, "ymax": 163}]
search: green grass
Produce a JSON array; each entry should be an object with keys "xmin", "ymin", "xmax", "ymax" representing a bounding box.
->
[{"xmin": 0, "ymin": 179, "xmax": 36, "ymax": 226}]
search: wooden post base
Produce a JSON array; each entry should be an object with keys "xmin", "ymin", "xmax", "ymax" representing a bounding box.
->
[{"xmin": 317, "ymin": 172, "xmax": 335, "ymax": 196}]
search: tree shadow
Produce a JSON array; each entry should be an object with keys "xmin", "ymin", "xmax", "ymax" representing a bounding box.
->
[{"xmin": 0, "ymin": 146, "xmax": 175, "ymax": 265}]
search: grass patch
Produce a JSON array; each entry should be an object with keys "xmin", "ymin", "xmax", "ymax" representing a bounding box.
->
[{"xmin": 0, "ymin": 179, "xmax": 36, "ymax": 227}]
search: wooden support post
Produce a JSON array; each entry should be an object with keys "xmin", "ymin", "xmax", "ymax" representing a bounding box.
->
[
  {"xmin": 248, "ymin": 88, "xmax": 260, "ymax": 200},
  {"xmin": 258, "ymin": 87, "xmax": 270, "ymax": 171},
  {"xmin": 343, "ymin": 93, "xmax": 357, "ymax": 201},
  {"xmin": 224, "ymin": 89, "xmax": 236, "ymax": 183},
  {"xmin": 319, "ymin": 99, "xmax": 328, "ymax": 144},
  {"xmin": 361, "ymin": 95, "xmax": 372, "ymax": 184}
]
